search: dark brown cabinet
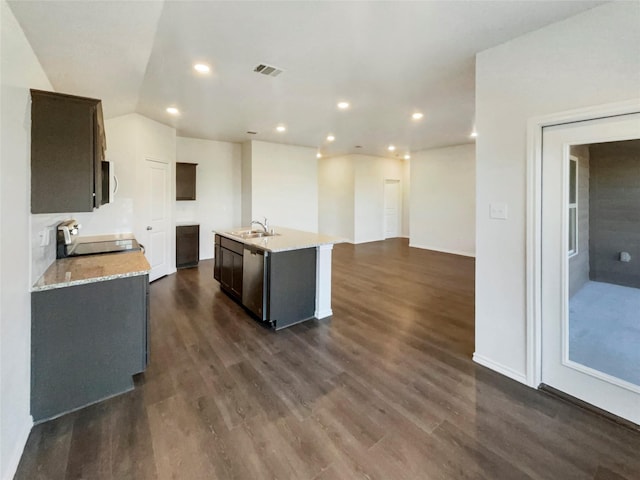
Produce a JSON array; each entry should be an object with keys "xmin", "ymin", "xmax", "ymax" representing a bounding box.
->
[
  {"xmin": 30, "ymin": 89, "xmax": 106, "ymax": 213},
  {"xmin": 176, "ymin": 162, "xmax": 197, "ymax": 200},
  {"xmin": 31, "ymin": 274, "xmax": 149, "ymax": 422},
  {"xmin": 176, "ymin": 224, "xmax": 200, "ymax": 268},
  {"xmin": 214, "ymin": 234, "xmax": 243, "ymax": 300}
]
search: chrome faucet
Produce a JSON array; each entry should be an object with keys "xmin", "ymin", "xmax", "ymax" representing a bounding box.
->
[{"xmin": 251, "ymin": 217, "xmax": 269, "ymax": 233}]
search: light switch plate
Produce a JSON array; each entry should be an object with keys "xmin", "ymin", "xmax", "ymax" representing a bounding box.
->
[
  {"xmin": 490, "ymin": 202, "xmax": 508, "ymax": 220},
  {"xmin": 39, "ymin": 228, "xmax": 50, "ymax": 246}
]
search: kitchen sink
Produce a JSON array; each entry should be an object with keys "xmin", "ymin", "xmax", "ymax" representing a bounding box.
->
[{"xmin": 227, "ymin": 230, "xmax": 280, "ymax": 239}]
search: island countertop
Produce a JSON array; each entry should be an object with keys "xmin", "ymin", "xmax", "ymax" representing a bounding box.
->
[
  {"xmin": 32, "ymin": 251, "xmax": 151, "ymax": 292},
  {"xmin": 214, "ymin": 226, "xmax": 345, "ymax": 253}
]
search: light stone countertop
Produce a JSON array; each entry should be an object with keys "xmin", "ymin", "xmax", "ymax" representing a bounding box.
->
[
  {"xmin": 32, "ymin": 251, "xmax": 151, "ymax": 292},
  {"xmin": 214, "ymin": 226, "xmax": 346, "ymax": 253}
]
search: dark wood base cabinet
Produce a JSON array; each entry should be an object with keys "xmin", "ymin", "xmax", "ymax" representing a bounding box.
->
[
  {"xmin": 214, "ymin": 235, "xmax": 316, "ymax": 330},
  {"xmin": 31, "ymin": 275, "xmax": 149, "ymax": 422},
  {"xmin": 176, "ymin": 224, "xmax": 200, "ymax": 268}
]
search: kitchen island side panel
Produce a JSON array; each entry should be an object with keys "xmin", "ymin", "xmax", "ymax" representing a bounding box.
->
[
  {"xmin": 269, "ymin": 248, "xmax": 316, "ymax": 329},
  {"xmin": 31, "ymin": 275, "xmax": 148, "ymax": 422}
]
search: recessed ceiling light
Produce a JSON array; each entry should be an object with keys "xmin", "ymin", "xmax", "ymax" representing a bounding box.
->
[
  {"xmin": 276, "ymin": 125, "xmax": 286, "ymax": 132},
  {"xmin": 404, "ymin": 154, "xmax": 411, "ymax": 160},
  {"xmin": 166, "ymin": 107, "xmax": 179, "ymax": 115},
  {"xmin": 412, "ymin": 112, "xmax": 424, "ymax": 120},
  {"xmin": 388, "ymin": 145, "xmax": 396, "ymax": 151},
  {"xmin": 337, "ymin": 101, "xmax": 350, "ymax": 110},
  {"xmin": 193, "ymin": 63, "xmax": 210, "ymax": 73},
  {"xmin": 470, "ymin": 131, "xmax": 478, "ymax": 138},
  {"xmin": 316, "ymin": 152, "xmax": 322, "ymax": 159},
  {"xmin": 326, "ymin": 134, "xmax": 335, "ymax": 142}
]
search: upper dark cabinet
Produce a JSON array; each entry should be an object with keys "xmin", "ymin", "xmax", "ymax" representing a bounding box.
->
[
  {"xmin": 176, "ymin": 162, "xmax": 197, "ymax": 200},
  {"xmin": 30, "ymin": 89, "xmax": 106, "ymax": 213}
]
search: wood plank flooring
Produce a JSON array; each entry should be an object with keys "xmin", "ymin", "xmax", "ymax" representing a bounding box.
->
[{"xmin": 15, "ymin": 239, "xmax": 640, "ymax": 479}]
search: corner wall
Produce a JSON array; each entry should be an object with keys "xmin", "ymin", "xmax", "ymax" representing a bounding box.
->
[
  {"xmin": 318, "ymin": 154, "xmax": 406, "ymax": 243},
  {"xmin": 409, "ymin": 144, "xmax": 475, "ymax": 257},
  {"xmin": 475, "ymin": 1, "xmax": 640, "ymax": 382},
  {"xmin": 1, "ymin": 1, "xmax": 53, "ymax": 478},
  {"xmin": 318, "ymin": 155, "xmax": 355, "ymax": 241}
]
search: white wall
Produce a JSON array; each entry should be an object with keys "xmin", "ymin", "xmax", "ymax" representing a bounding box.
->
[
  {"xmin": 402, "ymin": 159, "xmax": 410, "ymax": 238},
  {"xmin": 410, "ymin": 144, "xmax": 475, "ymax": 257},
  {"xmin": 241, "ymin": 141, "xmax": 252, "ymax": 227},
  {"xmin": 318, "ymin": 155, "xmax": 355, "ymax": 241},
  {"xmin": 318, "ymin": 154, "xmax": 405, "ymax": 243},
  {"xmin": 475, "ymin": 1, "xmax": 640, "ymax": 382},
  {"xmin": 176, "ymin": 137, "xmax": 242, "ymax": 259},
  {"xmin": 247, "ymin": 140, "xmax": 318, "ymax": 232},
  {"xmin": 0, "ymin": 1, "xmax": 53, "ymax": 478},
  {"xmin": 353, "ymin": 155, "xmax": 404, "ymax": 243}
]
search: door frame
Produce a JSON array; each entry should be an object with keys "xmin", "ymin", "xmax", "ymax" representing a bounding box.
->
[{"xmin": 525, "ymin": 98, "xmax": 640, "ymax": 388}]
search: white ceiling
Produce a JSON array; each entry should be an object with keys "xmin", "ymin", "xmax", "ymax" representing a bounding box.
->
[{"xmin": 9, "ymin": 0, "xmax": 605, "ymax": 158}]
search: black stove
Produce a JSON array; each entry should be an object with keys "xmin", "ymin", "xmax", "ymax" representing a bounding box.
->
[{"xmin": 68, "ymin": 239, "xmax": 141, "ymax": 257}]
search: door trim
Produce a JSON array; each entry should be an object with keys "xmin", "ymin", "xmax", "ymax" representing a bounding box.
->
[{"xmin": 525, "ymin": 98, "xmax": 640, "ymax": 388}]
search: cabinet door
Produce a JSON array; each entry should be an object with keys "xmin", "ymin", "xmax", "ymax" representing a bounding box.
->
[
  {"xmin": 31, "ymin": 275, "xmax": 148, "ymax": 422},
  {"xmin": 176, "ymin": 225, "xmax": 200, "ymax": 268},
  {"xmin": 31, "ymin": 90, "xmax": 103, "ymax": 213},
  {"xmin": 214, "ymin": 243, "xmax": 221, "ymax": 281},
  {"xmin": 93, "ymin": 102, "xmax": 105, "ymax": 208},
  {"xmin": 176, "ymin": 162, "xmax": 197, "ymax": 200},
  {"xmin": 231, "ymin": 251, "xmax": 243, "ymax": 298},
  {"xmin": 220, "ymin": 247, "xmax": 233, "ymax": 290}
]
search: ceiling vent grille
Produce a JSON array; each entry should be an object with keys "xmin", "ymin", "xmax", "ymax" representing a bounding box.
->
[{"xmin": 254, "ymin": 64, "xmax": 283, "ymax": 77}]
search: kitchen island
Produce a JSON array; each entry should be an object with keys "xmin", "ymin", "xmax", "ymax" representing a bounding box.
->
[{"xmin": 214, "ymin": 227, "xmax": 343, "ymax": 329}]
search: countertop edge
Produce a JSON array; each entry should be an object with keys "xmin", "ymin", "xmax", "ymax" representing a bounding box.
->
[
  {"xmin": 214, "ymin": 229, "xmax": 345, "ymax": 253},
  {"xmin": 31, "ymin": 269, "xmax": 149, "ymax": 293}
]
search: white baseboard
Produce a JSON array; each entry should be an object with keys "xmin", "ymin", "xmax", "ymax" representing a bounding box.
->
[
  {"xmin": 315, "ymin": 308, "xmax": 333, "ymax": 319},
  {"xmin": 473, "ymin": 353, "xmax": 528, "ymax": 385},
  {"xmin": 409, "ymin": 242, "xmax": 476, "ymax": 258},
  {"xmin": 2, "ymin": 415, "xmax": 32, "ymax": 480}
]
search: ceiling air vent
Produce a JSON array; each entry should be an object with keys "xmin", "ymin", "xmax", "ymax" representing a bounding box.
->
[{"xmin": 254, "ymin": 64, "xmax": 283, "ymax": 77}]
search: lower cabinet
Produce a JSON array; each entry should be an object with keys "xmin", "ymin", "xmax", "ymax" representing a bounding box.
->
[
  {"xmin": 176, "ymin": 224, "xmax": 200, "ymax": 268},
  {"xmin": 31, "ymin": 274, "xmax": 149, "ymax": 422},
  {"xmin": 215, "ymin": 235, "xmax": 243, "ymax": 300},
  {"xmin": 214, "ymin": 234, "xmax": 316, "ymax": 330}
]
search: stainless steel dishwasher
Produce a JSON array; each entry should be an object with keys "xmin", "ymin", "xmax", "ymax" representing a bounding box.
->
[{"xmin": 242, "ymin": 246, "xmax": 268, "ymax": 321}]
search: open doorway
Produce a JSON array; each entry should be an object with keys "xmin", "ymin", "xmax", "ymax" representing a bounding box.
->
[{"xmin": 568, "ymin": 139, "xmax": 640, "ymax": 387}]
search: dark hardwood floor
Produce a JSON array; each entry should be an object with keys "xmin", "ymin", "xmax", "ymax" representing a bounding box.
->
[{"xmin": 15, "ymin": 239, "xmax": 640, "ymax": 479}]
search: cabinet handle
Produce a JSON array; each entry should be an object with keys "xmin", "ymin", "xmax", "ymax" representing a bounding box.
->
[{"xmin": 146, "ymin": 226, "xmax": 152, "ymax": 231}]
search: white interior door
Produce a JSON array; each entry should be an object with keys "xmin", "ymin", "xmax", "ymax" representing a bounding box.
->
[
  {"xmin": 144, "ymin": 159, "xmax": 170, "ymax": 282},
  {"xmin": 541, "ymin": 112, "xmax": 640, "ymax": 424},
  {"xmin": 384, "ymin": 180, "xmax": 401, "ymax": 239}
]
